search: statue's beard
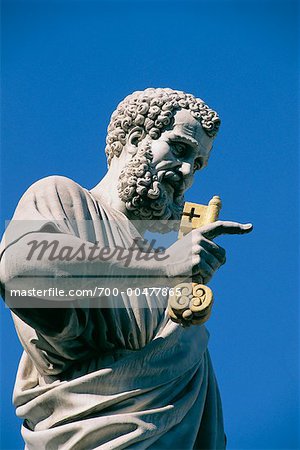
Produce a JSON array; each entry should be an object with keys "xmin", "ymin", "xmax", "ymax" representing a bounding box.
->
[{"xmin": 117, "ymin": 140, "xmax": 185, "ymax": 233}]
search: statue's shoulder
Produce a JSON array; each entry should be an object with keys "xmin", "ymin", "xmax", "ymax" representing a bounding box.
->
[
  {"xmin": 16, "ymin": 175, "xmax": 89, "ymax": 214},
  {"xmin": 28, "ymin": 175, "xmax": 84, "ymax": 193},
  {"xmin": 21, "ymin": 175, "xmax": 86, "ymax": 200}
]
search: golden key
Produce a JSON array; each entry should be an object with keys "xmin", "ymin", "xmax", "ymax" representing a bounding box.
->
[{"xmin": 168, "ymin": 196, "xmax": 222, "ymax": 327}]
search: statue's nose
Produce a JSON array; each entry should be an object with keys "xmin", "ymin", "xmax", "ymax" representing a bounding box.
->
[{"xmin": 179, "ymin": 162, "xmax": 192, "ymax": 178}]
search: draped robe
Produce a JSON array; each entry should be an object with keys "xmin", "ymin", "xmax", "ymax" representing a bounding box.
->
[{"xmin": 0, "ymin": 176, "xmax": 225, "ymax": 449}]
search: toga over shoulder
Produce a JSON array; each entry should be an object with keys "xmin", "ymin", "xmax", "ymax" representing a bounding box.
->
[{"xmin": 0, "ymin": 175, "xmax": 166, "ymax": 377}]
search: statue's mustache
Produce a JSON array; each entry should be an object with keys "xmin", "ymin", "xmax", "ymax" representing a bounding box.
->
[
  {"xmin": 155, "ymin": 160, "xmax": 180, "ymax": 171},
  {"xmin": 156, "ymin": 167, "xmax": 185, "ymax": 195}
]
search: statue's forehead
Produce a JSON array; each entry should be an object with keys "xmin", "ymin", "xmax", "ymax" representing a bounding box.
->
[
  {"xmin": 173, "ymin": 122, "xmax": 202, "ymax": 140},
  {"xmin": 172, "ymin": 109, "xmax": 208, "ymax": 145}
]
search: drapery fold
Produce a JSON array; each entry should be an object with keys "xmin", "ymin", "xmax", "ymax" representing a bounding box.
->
[{"xmin": 0, "ymin": 176, "xmax": 225, "ymax": 449}]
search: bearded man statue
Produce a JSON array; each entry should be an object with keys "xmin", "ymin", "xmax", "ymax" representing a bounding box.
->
[{"xmin": 0, "ymin": 88, "xmax": 252, "ymax": 449}]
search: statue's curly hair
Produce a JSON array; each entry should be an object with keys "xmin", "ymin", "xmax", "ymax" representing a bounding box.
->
[{"xmin": 105, "ymin": 88, "xmax": 221, "ymax": 166}]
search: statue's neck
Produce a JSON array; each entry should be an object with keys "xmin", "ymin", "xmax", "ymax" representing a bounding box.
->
[{"xmin": 90, "ymin": 173, "xmax": 125, "ymax": 213}]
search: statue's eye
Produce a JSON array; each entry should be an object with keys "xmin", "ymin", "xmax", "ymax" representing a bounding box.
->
[{"xmin": 173, "ymin": 142, "xmax": 187, "ymax": 154}]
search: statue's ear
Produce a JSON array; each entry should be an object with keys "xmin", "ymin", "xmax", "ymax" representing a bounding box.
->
[{"xmin": 127, "ymin": 127, "xmax": 146, "ymax": 148}]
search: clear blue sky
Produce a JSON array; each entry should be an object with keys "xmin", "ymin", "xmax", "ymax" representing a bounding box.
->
[{"xmin": 1, "ymin": 1, "xmax": 298, "ymax": 449}]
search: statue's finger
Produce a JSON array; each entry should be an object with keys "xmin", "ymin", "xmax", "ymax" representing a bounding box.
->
[
  {"xmin": 201, "ymin": 239, "xmax": 226, "ymax": 263},
  {"xmin": 204, "ymin": 252, "xmax": 223, "ymax": 271},
  {"xmin": 199, "ymin": 221, "xmax": 253, "ymax": 240}
]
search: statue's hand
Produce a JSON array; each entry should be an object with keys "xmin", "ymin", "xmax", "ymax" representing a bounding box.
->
[{"xmin": 165, "ymin": 220, "xmax": 253, "ymax": 283}]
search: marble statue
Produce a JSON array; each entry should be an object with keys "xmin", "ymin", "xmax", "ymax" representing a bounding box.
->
[{"xmin": 0, "ymin": 88, "xmax": 252, "ymax": 449}]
